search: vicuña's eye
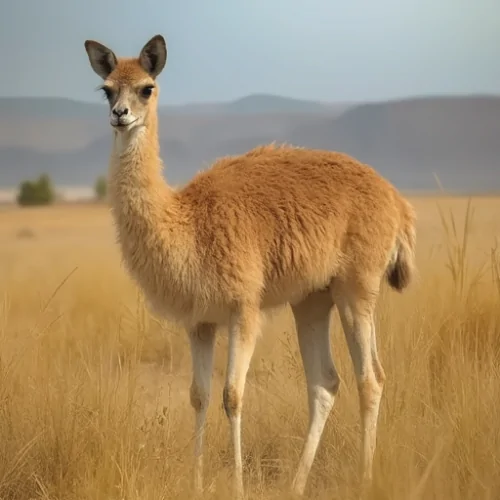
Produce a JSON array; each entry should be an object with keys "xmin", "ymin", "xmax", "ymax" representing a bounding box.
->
[
  {"xmin": 100, "ymin": 86, "xmax": 113, "ymax": 100},
  {"xmin": 141, "ymin": 86, "xmax": 154, "ymax": 98}
]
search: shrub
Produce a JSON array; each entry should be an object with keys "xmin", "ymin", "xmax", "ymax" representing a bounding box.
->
[
  {"xmin": 94, "ymin": 175, "xmax": 108, "ymax": 201},
  {"xmin": 17, "ymin": 174, "xmax": 55, "ymax": 207}
]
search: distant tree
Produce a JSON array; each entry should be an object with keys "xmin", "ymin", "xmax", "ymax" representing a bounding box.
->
[
  {"xmin": 36, "ymin": 174, "xmax": 55, "ymax": 204},
  {"xmin": 17, "ymin": 174, "xmax": 56, "ymax": 206},
  {"xmin": 94, "ymin": 175, "xmax": 108, "ymax": 201},
  {"xmin": 17, "ymin": 181, "xmax": 37, "ymax": 206}
]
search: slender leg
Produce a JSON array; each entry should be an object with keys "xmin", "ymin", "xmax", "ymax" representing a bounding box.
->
[
  {"xmin": 333, "ymin": 282, "xmax": 384, "ymax": 486},
  {"xmin": 223, "ymin": 305, "xmax": 261, "ymax": 499},
  {"xmin": 188, "ymin": 322, "xmax": 216, "ymax": 495},
  {"xmin": 370, "ymin": 320, "xmax": 386, "ymax": 388},
  {"xmin": 291, "ymin": 291, "xmax": 339, "ymax": 497}
]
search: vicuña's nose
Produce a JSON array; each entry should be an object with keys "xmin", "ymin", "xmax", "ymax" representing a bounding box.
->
[{"xmin": 112, "ymin": 107, "xmax": 129, "ymax": 117}]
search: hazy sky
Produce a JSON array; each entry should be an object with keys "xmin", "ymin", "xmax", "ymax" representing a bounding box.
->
[{"xmin": 1, "ymin": 0, "xmax": 499, "ymax": 105}]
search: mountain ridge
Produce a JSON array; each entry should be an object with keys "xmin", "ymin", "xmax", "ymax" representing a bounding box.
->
[{"xmin": 0, "ymin": 93, "xmax": 499, "ymax": 192}]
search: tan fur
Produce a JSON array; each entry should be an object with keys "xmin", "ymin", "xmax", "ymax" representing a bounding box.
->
[
  {"xmin": 111, "ymin": 141, "xmax": 416, "ymax": 326},
  {"xmin": 84, "ymin": 35, "xmax": 417, "ymax": 498}
]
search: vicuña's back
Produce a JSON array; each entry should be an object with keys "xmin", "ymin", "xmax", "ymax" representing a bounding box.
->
[
  {"xmin": 84, "ymin": 34, "xmax": 417, "ymax": 499},
  {"xmin": 180, "ymin": 144, "xmax": 415, "ymax": 311}
]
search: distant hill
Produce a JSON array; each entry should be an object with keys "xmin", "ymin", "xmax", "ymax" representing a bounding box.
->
[
  {"xmin": 0, "ymin": 94, "xmax": 346, "ymax": 151},
  {"xmin": 0, "ymin": 93, "xmax": 340, "ymax": 119},
  {"xmin": 288, "ymin": 95, "xmax": 500, "ymax": 191},
  {"xmin": 0, "ymin": 96, "xmax": 104, "ymax": 119},
  {"xmin": 223, "ymin": 94, "xmax": 336, "ymax": 114},
  {"xmin": 0, "ymin": 93, "xmax": 499, "ymax": 192}
]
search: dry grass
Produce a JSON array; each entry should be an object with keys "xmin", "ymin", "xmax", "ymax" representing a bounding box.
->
[{"xmin": 0, "ymin": 196, "xmax": 500, "ymax": 499}]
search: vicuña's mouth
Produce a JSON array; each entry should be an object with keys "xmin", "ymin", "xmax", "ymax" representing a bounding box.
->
[{"xmin": 112, "ymin": 119, "xmax": 138, "ymax": 129}]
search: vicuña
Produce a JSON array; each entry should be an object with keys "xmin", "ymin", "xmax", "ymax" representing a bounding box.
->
[{"xmin": 84, "ymin": 34, "xmax": 417, "ymax": 498}]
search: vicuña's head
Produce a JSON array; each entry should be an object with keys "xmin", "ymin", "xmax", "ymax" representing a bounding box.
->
[{"xmin": 84, "ymin": 35, "xmax": 167, "ymax": 133}]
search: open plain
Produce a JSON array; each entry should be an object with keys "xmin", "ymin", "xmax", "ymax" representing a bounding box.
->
[{"xmin": 0, "ymin": 195, "xmax": 499, "ymax": 499}]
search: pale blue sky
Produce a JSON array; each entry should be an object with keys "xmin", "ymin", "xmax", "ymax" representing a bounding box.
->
[{"xmin": 1, "ymin": 0, "xmax": 499, "ymax": 105}]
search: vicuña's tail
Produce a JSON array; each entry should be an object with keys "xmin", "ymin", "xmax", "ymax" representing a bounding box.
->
[{"xmin": 386, "ymin": 199, "xmax": 417, "ymax": 292}]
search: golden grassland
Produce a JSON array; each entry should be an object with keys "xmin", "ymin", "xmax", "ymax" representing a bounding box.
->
[{"xmin": 0, "ymin": 196, "xmax": 499, "ymax": 499}]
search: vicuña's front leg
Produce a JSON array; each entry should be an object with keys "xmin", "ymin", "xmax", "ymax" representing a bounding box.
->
[
  {"xmin": 188, "ymin": 322, "xmax": 216, "ymax": 495},
  {"xmin": 223, "ymin": 305, "xmax": 260, "ymax": 499}
]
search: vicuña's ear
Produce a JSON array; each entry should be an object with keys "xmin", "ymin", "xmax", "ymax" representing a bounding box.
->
[
  {"xmin": 84, "ymin": 40, "xmax": 118, "ymax": 79},
  {"xmin": 139, "ymin": 35, "xmax": 167, "ymax": 78}
]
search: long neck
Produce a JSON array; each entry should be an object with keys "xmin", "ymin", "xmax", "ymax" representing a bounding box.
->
[
  {"xmin": 108, "ymin": 110, "xmax": 177, "ymax": 224},
  {"xmin": 106, "ymin": 107, "xmax": 196, "ymax": 314}
]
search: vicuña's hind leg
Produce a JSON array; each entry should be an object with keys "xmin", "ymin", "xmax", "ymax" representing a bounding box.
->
[
  {"xmin": 188, "ymin": 322, "xmax": 216, "ymax": 494},
  {"xmin": 370, "ymin": 319, "xmax": 386, "ymax": 391},
  {"xmin": 223, "ymin": 305, "xmax": 260, "ymax": 499},
  {"xmin": 291, "ymin": 290, "xmax": 339, "ymax": 496},
  {"xmin": 332, "ymin": 279, "xmax": 384, "ymax": 486}
]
